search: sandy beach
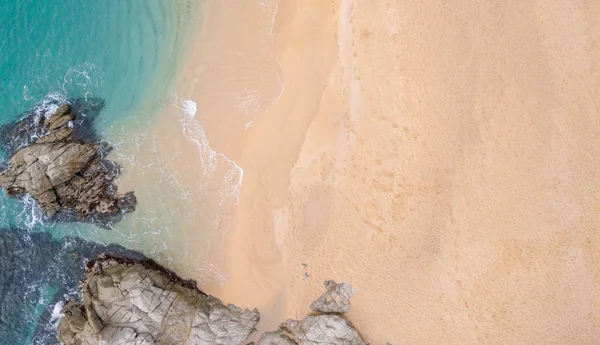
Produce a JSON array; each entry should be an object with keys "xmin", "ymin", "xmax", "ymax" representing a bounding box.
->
[{"xmin": 162, "ymin": 0, "xmax": 600, "ymax": 343}]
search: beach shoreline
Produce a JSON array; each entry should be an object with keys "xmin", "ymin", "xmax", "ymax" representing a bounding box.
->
[{"xmin": 163, "ymin": 0, "xmax": 600, "ymax": 344}]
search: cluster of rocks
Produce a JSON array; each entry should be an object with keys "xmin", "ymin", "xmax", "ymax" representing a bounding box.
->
[
  {"xmin": 257, "ymin": 281, "xmax": 365, "ymax": 345},
  {"xmin": 1, "ymin": 101, "xmax": 380, "ymax": 345},
  {"xmin": 0, "ymin": 104, "xmax": 135, "ymax": 226},
  {"xmin": 0, "ymin": 98, "xmax": 384, "ymax": 345},
  {"xmin": 56, "ymin": 256, "xmax": 374, "ymax": 345}
]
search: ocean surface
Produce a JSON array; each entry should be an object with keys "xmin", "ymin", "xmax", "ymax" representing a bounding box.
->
[{"xmin": 0, "ymin": 1, "xmax": 193, "ymax": 343}]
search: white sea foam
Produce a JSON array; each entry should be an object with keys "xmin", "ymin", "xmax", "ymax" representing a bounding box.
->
[
  {"xmin": 21, "ymin": 63, "xmax": 100, "ymax": 123},
  {"xmin": 17, "ymin": 195, "xmax": 44, "ymax": 230},
  {"xmin": 62, "ymin": 62, "xmax": 102, "ymax": 102},
  {"xmin": 32, "ymin": 92, "xmax": 69, "ymax": 120},
  {"xmin": 175, "ymin": 96, "xmax": 244, "ymax": 231},
  {"xmin": 182, "ymin": 99, "xmax": 198, "ymax": 118},
  {"xmin": 49, "ymin": 301, "xmax": 64, "ymax": 327},
  {"xmin": 176, "ymin": 97, "xmax": 218, "ymax": 173},
  {"xmin": 220, "ymin": 153, "xmax": 244, "ymax": 206},
  {"xmin": 23, "ymin": 85, "xmax": 33, "ymax": 101}
]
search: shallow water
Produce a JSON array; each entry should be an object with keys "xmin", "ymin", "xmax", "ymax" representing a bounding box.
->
[
  {"xmin": 0, "ymin": 0, "xmax": 190, "ymax": 128},
  {"xmin": 0, "ymin": 1, "xmax": 193, "ymax": 343}
]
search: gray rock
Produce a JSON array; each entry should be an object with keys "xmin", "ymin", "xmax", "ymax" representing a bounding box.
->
[
  {"xmin": 283, "ymin": 315, "xmax": 366, "ymax": 345},
  {"xmin": 257, "ymin": 316, "xmax": 366, "ymax": 345},
  {"xmin": 0, "ymin": 104, "xmax": 135, "ymax": 222},
  {"xmin": 257, "ymin": 281, "xmax": 367, "ymax": 345},
  {"xmin": 257, "ymin": 331, "xmax": 297, "ymax": 345},
  {"xmin": 56, "ymin": 264, "xmax": 378, "ymax": 345},
  {"xmin": 57, "ymin": 255, "xmax": 259, "ymax": 345},
  {"xmin": 310, "ymin": 280, "xmax": 355, "ymax": 313}
]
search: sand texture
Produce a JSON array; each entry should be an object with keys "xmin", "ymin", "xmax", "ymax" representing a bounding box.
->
[{"xmin": 172, "ymin": 0, "xmax": 600, "ymax": 343}]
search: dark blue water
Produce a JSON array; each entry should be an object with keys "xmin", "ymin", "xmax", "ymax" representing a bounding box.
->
[{"xmin": 0, "ymin": 227, "xmax": 145, "ymax": 344}]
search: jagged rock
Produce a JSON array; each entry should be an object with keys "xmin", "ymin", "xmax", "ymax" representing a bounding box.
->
[
  {"xmin": 285, "ymin": 316, "xmax": 366, "ymax": 345},
  {"xmin": 54, "ymin": 262, "xmax": 378, "ymax": 345},
  {"xmin": 257, "ymin": 281, "xmax": 367, "ymax": 345},
  {"xmin": 257, "ymin": 316, "xmax": 366, "ymax": 345},
  {"xmin": 310, "ymin": 280, "xmax": 355, "ymax": 313},
  {"xmin": 0, "ymin": 227, "xmax": 145, "ymax": 344},
  {"xmin": 0, "ymin": 104, "xmax": 135, "ymax": 225},
  {"xmin": 57, "ymin": 255, "xmax": 259, "ymax": 345},
  {"xmin": 257, "ymin": 331, "xmax": 297, "ymax": 345}
]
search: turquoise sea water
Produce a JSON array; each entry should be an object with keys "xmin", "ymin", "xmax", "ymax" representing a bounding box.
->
[
  {"xmin": 0, "ymin": 1, "xmax": 191, "ymax": 343},
  {"xmin": 0, "ymin": 0, "xmax": 189, "ymax": 129}
]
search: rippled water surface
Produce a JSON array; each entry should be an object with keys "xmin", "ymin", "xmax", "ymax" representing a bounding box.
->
[{"xmin": 0, "ymin": 1, "xmax": 191, "ymax": 343}]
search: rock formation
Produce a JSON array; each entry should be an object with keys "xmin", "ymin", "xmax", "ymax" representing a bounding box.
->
[
  {"xmin": 0, "ymin": 227, "xmax": 144, "ymax": 345},
  {"xmin": 0, "ymin": 103, "xmax": 135, "ymax": 226},
  {"xmin": 54, "ymin": 253, "xmax": 384, "ymax": 345},
  {"xmin": 257, "ymin": 281, "xmax": 367, "ymax": 345},
  {"xmin": 258, "ymin": 316, "xmax": 366, "ymax": 345},
  {"xmin": 310, "ymin": 280, "xmax": 355, "ymax": 313},
  {"xmin": 57, "ymin": 255, "xmax": 259, "ymax": 345}
]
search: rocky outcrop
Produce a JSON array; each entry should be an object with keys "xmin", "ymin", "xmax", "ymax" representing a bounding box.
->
[
  {"xmin": 258, "ymin": 316, "xmax": 366, "ymax": 345},
  {"xmin": 257, "ymin": 282, "xmax": 367, "ymax": 345},
  {"xmin": 0, "ymin": 104, "xmax": 135, "ymax": 225},
  {"xmin": 54, "ymin": 253, "xmax": 383, "ymax": 345},
  {"xmin": 310, "ymin": 280, "xmax": 355, "ymax": 313},
  {"xmin": 0, "ymin": 228, "xmax": 144, "ymax": 345},
  {"xmin": 57, "ymin": 255, "xmax": 259, "ymax": 345}
]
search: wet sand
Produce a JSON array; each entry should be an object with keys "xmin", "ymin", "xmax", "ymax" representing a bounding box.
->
[{"xmin": 167, "ymin": 0, "xmax": 600, "ymax": 343}]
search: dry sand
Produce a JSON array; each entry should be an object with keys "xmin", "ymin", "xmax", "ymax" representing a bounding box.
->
[{"xmin": 169, "ymin": 0, "xmax": 600, "ymax": 343}]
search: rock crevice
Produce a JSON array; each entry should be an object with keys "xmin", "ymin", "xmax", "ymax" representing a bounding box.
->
[
  {"xmin": 257, "ymin": 280, "xmax": 367, "ymax": 345},
  {"xmin": 0, "ymin": 104, "xmax": 135, "ymax": 226},
  {"xmin": 57, "ymin": 255, "xmax": 260, "ymax": 345},
  {"xmin": 56, "ymin": 256, "xmax": 387, "ymax": 345}
]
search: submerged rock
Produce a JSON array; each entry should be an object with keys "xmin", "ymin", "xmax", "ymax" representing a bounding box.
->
[
  {"xmin": 57, "ymin": 255, "xmax": 259, "ymax": 345},
  {"xmin": 0, "ymin": 103, "xmax": 135, "ymax": 226},
  {"xmin": 310, "ymin": 280, "xmax": 355, "ymax": 313},
  {"xmin": 257, "ymin": 281, "xmax": 367, "ymax": 345}
]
